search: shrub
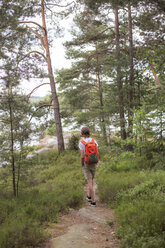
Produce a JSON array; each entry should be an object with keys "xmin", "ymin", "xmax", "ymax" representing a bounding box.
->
[
  {"xmin": 0, "ymin": 216, "xmax": 45, "ymax": 248},
  {"xmin": 97, "ymin": 150, "xmax": 165, "ymax": 248},
  {"xmin": 68, "ymin": 135, "xmax": 79, "ymax": 150},
  {"xmin": 0, "ymin": 150, "xmax": 85, "ymax": 248},
  {"xmin": 116, "ymin": 198, "xmax": 165, "ymax": 248},
  {"xmin": 97, "ymin": 170, "xmax": 146, "ymax": 206}
]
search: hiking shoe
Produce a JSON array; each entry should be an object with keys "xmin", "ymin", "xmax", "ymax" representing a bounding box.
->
[
  {"xmin": 86, "ymin": 196, "xmax": 92, "ymax": 202},
  {"xmin": 90, "ymin": 201, "xmax": 96, "ymax": 207}
]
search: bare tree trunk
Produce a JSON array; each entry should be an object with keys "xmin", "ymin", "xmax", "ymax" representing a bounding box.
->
[
  {"xmin": 8, "ymin": 97, "xmax": 16, "ymax": 197},
  {"xmin": 16, "ymin": 141, "xmax": 23, "ymax": 196},
  {"xmin": 41, "ymin": 0, "xmax": 64, "ymax": 154},
  {"xmin": 114, "ymin": 9, "xmax": 127, "ymax": 140},
  {"xmin": 96, "ymin": 45, "xmax": 108, "ymax": 145},
  {"xmin": 128, "ymin": 3, "xmax": 134, "ymax": 136}
]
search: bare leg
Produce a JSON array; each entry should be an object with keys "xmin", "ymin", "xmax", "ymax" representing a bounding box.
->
[{"xmin": 87, "ymin": 179, "xmax": 95, "ymax": 202}]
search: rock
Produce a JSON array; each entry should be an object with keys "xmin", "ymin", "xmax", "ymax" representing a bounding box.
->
[
  {"xmin": 26, "ymin": 147, "xmax": 50, "ymax": 159},
  {"xmin": 51, "ymin": 224, "xmax": 99, "ymax": 248},
  {"xmin": 35, "ymin": 147, "xmax": 49, "ymax": 154},
  {"xmin": 39, "ymin": 136, "xmax": 58, "ymax": 148},
  {"xmin": 78, "ymin": 208, "xmax": 106, "ymax": 224}
]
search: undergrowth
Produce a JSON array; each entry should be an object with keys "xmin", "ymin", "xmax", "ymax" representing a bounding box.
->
[
  {"xmin": 0, "ymin": 150, "xmax": 85, "ymax": 248},
  {"xmin": 97, "ymin": 146, "xmax": 165, "ymax": 248}
]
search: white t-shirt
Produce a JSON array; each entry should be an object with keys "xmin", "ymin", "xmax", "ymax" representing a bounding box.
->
[{"xmin": 79, "ymin": 137, "xmax": 98, "ymax": 156}]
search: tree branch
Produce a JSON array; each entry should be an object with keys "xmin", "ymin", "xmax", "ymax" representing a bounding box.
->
[
  {"xmin": 19, "ymin": 21, "xmax": 44, "ymax": 30},
  {"xmin": 28, "ymin": 104, "xmax": 53, "ymax": 123},
  {"xmin": 45, "ymin": 4, "xmax": 53, "ymax": 13},
  {"xmin": 46, "ymin": 1, "xmax": 75, "ymax": 8},
  {"xmin": 99, "ymin": 26, "xmax": 115, "ymax": 35},
  {"xmin": 147, "ymin": 86, "xmax": 160, "ymax": 91},
  {"xmin": 27, "ymin": 83, "xmax": 50, "ymax": 100},
  {"xmin": 150, "ymin": 64, "xmax": 163, "ymax": 88},
  {"xmin": 36, "ymin": 104, "xmax": 53, "ymax": 109},
  {"xmin": 26, "ymin": 25, "xmax": 46, "ymax": 48},
  {"xmin": 18, "ymin": 51, "xmax": 47, "ymax": 63}
]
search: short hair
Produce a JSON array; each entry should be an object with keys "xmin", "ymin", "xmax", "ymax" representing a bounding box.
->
[{"xmin": 81, "ymin": 126, "xmax": 90, "ymax": 137}]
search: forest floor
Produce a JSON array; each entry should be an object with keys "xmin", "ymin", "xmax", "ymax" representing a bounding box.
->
[{"xmin": 42, "ymin": 184, "xmax": 120, "ymax": 248}]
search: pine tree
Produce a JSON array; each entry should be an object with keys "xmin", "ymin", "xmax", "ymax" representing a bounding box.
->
[
  {"xmin": 56, "ymin": 7, "xmax": 115, "ymax": 144},
  {"xmin": 83, "ymin": 0, "xmax": 165, "ymax": 137},
  {"xmin": 114, "ymin": 8, "xmax": 127, "ymax": 139},
  {"xmin": 19, "ymin": 0, "xmax": 67, "ymax": 154},
  {"xmin": 0, "ymin": 87, "xmax": 37, "ymax": 196},
  {"xmin": 0, "ymin": 0, "xmax": 47, "ymax": 196}
]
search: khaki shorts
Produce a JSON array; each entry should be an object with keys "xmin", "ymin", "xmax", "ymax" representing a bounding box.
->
[{"xmin": 82, "ymin": 162, "xmax": 97, "ymax": 180}]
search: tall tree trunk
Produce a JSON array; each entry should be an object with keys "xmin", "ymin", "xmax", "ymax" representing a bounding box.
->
[
  {"xmin": 8, "ymin": 96, "xmax": 16, "ymax": 197},
  {"xmin": 96, "ymin": 44, "xmax": 108, "ymax": 145},
  {"xmin": 114, "ymin": 9, "xmax": 127, "ymax": 140},
  {"xmin": 16, "ymin": 141, "xmax": 23, "ymax": 196},
  {"xmin": 41, "ymin": 0, "xmax": 64, "ymax": 154},
  {"xmin": 159, "ymin": 110, "xmax": 163, "ymax": 139},
  {"xmin": 128, "ymin": 3, "xmax": 134, "ymax": 136}
]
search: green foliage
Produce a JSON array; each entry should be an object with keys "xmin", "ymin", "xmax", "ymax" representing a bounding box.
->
[
  {"xmin": 116, "ymin": 178, "xmax": 165, "ymax": 248},
  {"xmin": 45, "ymin": 124, "xmax": 56, "ymax": 136},
  {"xmin": 97, "ymin": 169, "xmax": 143, "ymax": 204},
  {"xmin": 0, "ymin": 214, "xmax": 45, "ymax": 248},
  {"xmin": 116, "ymin": 199, "xmax": 165, "ymax": 248},
  {"xmin": 0, "ymin": 150, "xmax": 85, "ymax": 248},
  {"xmin": 0, "ymin": 0, "xmax": 165, "ymax": 247},
  {"xmin": 97, "ymin": 145, "xmax": 165, "ymax": 247},
  {"xmin": 56, "ymin": 8, "xmax": 114, "ymax": 141},
  {"xmin": 68, "ymin": 135, "xmax": 79, "ymax": 150}
]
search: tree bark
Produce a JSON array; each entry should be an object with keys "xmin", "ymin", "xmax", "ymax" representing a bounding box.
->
[
  {"xmin": 96, "ymin": 44, "xmax": 108, "ymax": 145},
  {"xmin": 16, "ymin": 140, "xmax": 23, "ymax": 196},
  {"xmin": 128, "ymin": 3, "xmax": 134, "ymax": 136},
  {"xmin": 114, "ymin": 8, "xmax": 127, "ymax": 140},
  {"xmin": 8, "ymin": 96, "xmax": 16, "ymax": 197},
  {"xmin": 41, "ymin": 0, "xmax": 64, "ymax": 154}
]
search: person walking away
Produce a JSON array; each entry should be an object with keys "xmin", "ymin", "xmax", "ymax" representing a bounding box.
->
[{"xmin": 79, "ymin": 127, "xmax": 99, "ymax": 207}]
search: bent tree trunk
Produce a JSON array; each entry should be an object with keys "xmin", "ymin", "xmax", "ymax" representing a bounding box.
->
[
  {"xmin": 114, "ymin": 8, "xmax": 126, "ymax": 140},
  {"xmin": 41, "ymin": 0, "xmax": 64, "ymax": 153}
]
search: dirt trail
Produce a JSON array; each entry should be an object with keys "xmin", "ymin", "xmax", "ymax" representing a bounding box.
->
[{"xmin": 43, "ymin": 184, "xmax": 119, "ymax": 248}]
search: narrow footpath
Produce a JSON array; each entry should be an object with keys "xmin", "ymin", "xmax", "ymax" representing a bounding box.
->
[{"xmin": 44, "ymin": 185, "xmax": 119, "ymax": 248}]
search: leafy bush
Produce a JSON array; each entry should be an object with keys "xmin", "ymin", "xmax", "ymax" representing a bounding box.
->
[
  {"xmin": 45, "ymin": 124, "xmax": 56, "ymax": 136},
  {"xmin": 0, "ymin": 216, "xmax": 45, "ymax": 248},
  {"xmin": 0, "ymin": 150, "xmax": 85, "ymax": 248},
  {"xmin": 68, "ymin": 135, "xmax": 79, "ymax": 150},
  {"xmin": 27, "ymin": 148, "xmax": 59, "ymax": 167},
  {"xmin": 116, "ymin": 198, "xmax": 165, "ymax": 248},
  {"xmin": 97, "ymin": 169, "xmax": 146, "ymax": 205},
  {"xmin": 97, "ymin": 149, "xmax": 165, "ymax": 248}
]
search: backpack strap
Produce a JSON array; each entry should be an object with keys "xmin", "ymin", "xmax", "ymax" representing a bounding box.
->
[
  {"xmin": 81, "ymin": 139, "xmax": 95, "ymax": 144},
  {"xmin": 81, "ymin": 140, "xmax": 87, "ymax": 145}
]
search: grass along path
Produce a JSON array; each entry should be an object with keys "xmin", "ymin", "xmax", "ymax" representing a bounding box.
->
[{"xmin": 42, "ymin": 183, "xmax": 119, "ymax": 248}]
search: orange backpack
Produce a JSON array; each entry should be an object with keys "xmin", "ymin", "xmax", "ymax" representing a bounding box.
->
[{"xmin": 81, "ymin": 138, "xmax": 99, "ymax": 165}]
